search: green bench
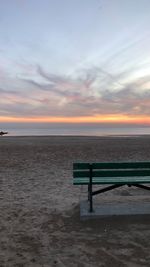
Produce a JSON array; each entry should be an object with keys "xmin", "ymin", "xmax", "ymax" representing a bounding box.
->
[{"xmin": 73, "ymin": 162, "xmax": 150, "ymax": 212}]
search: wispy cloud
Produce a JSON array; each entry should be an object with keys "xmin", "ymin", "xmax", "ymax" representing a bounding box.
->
[{"xmin": 1, "ymin": 63, "xmax": 150, "ymax": 120}]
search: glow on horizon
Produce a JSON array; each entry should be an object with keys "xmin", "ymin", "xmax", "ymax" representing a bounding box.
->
[{"xmin": 1, "ymin": 115, "xmax": 150, "ymax": 125}]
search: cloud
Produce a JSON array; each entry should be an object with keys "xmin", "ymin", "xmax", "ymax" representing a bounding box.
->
[
  {"xmin": 1, "ymin": 63, "xmax": 150, "ymax": 119},
  {"xmin": 0, "ymin": 88, "xmax": 18, "ymax": 95}
]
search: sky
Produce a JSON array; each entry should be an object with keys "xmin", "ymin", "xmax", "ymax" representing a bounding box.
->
[{"xmin": 0, "ymin": 0, "xmax": 150, "ymax": 128}]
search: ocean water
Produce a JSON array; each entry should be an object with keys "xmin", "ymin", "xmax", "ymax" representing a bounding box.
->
[{"xmin": 3, "ymin": 124, "xmax": 150, "ymax": 137}]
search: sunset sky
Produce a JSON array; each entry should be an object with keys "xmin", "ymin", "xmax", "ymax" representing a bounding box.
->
[{"xmin": 0, "ymin": 0, "xmax": 150, "ymax": 128}]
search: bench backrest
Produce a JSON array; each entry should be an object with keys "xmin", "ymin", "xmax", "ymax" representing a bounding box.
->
[{"xmin": 73, "ymin": 162, "xmax": 150, "ymax": 179}]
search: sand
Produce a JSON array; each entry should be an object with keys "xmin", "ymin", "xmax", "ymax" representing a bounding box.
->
[{"xmin": 0, "ymin": 135, "xmax": 150, "ymax": 267}]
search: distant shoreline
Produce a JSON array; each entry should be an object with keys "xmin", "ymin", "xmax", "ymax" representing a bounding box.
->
[{"xmin": 1, "ymin": 134, "xmax": 150, "ymax": 140}]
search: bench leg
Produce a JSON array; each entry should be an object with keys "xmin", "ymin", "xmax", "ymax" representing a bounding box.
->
[
  {"xmin": 89, "ymin": 182, "xmax": 93, "ymax": 212},
  {"xmin": 89, "ymin": 164, "xmax": 93, "ymax": 212},
  {"xmin": 89, "ymin": 185, "xmax": 93, "ymax": 212},
  {"xmin": 88, "ymin": 184, "xmax": 93, "ymax": 211},
  {"xmin": 88, "ymin": 184, "xmax": 90, "ymax": 201},
  {"xmin": 88, "ymin": 184, "xmax": 93, "ymax": 212}
]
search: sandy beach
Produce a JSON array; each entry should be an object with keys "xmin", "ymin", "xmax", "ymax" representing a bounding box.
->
[{"xmin": 0, "ymin": 135, "xmax": 150, "ymax": 267}]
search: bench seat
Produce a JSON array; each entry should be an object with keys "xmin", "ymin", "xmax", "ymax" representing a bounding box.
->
[{"xmin": 73, "ymin": 177, "xmax": 150, "ymax": 185}]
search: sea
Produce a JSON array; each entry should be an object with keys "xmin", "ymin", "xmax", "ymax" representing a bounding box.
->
[{"xmin": 1, "ymin": 123, "xmax": 150, "ymax": 137}]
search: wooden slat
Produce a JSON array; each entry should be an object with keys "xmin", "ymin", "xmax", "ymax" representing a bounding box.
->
[
  {"xmin": 92, "ymin": 170, "xmax": 150, "ymax": 177},
  {"xmin": 73, "ymin": 163, "xmax": 90, "ymax": 170},
  {"xmin": 92, "ymin": 177, "xmax": 150, "ymax": 183},
  {"xmin": 92, "ymin": 162, "xmax": 150, "ymax": 169},
  {"xmin": 73, "ymin": 162, "xmax": 150, "ymax": 170},
  {"xmin": 73, "ymin": 178, "xmax": 89, "ymax": 185},
  {"xmin": 73, "ymin": 171, "xmax": 90, "ymax": 178},
  {"xmin": 73, "ymin": 169, "xmax": 150, "ymax": 178},
  {"xmin": 73, "ymin": 176, "xmax": 150, "ymax": 185}
]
